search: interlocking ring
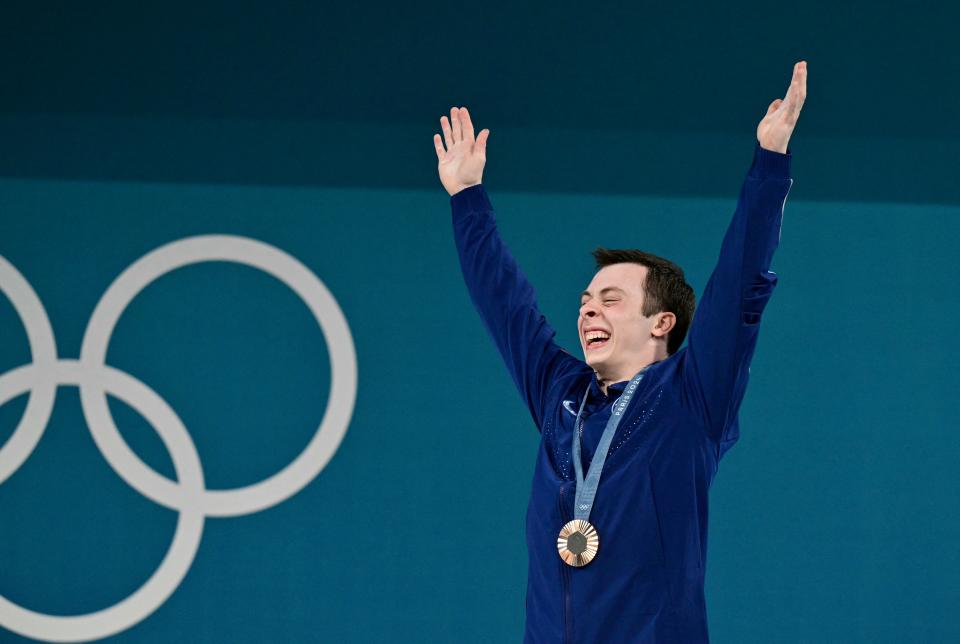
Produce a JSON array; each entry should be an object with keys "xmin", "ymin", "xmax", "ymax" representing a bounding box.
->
[{"xmin": 0, "ymin": 235, "xmax": 358, "ymax": 642}]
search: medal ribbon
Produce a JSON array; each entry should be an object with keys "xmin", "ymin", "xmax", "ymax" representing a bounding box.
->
[{"xmin": 571, "ymin": 367, "xmax": 649, "ymax": 521}]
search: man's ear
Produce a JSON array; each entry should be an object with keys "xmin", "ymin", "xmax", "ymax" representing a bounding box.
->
[{"xmin": 651, "ymin": 312, "xmax": 676, "ymax": 338}]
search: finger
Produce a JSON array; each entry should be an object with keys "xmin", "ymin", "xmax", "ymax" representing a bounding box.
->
[
  {"xmin": 765, "ymin": 99, "xmax": 783, "ymax": 117},
  {"xmin": 792, "ymin": 61, "xmax": 808, "ymax": 113},
  {"xmin": 783, "ymin": 61, "xmax": 808, "ymax": 116},
  {"xmin": 476, "ymin": 128, "xmax": 490, "ymax": 154},
  {"xmin": 440, "ymin": 115, "xmax": 453, "ymax": 149},
  {"xmin": 451, "ymin": 106, "xmax": 462, "ymax": 143},
  {"xmin": 433, "ymin": 133, "xmax": 446, "ymax": 161},
  {"xmin": 461, "ymin": 106, "xmax": 476, "ymax": 143}
]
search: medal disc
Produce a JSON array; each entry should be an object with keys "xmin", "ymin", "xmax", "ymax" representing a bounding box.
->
[{"xmin": 557, "ymin": 519, "xmax": 599, "ymax": 567}]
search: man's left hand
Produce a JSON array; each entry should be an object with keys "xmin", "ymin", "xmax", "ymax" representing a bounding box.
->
[{"xmin": 757, "ymin": 61, "xmax": 808, "ymax": 154}]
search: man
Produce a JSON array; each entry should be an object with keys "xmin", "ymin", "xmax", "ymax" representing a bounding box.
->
[{"xmin": 433, "ymin": 62, "xmax": 807, "ymax": 643}]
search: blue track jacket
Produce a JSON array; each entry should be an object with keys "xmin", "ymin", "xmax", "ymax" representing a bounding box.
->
[{"xmin": 451, "ymin": 144, "xmax": 792, "ymax": 643}]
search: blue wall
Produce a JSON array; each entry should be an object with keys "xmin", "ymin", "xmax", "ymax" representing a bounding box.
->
[{"xmin": 2, "ymin": 179, "xmax": 958, "ymax": 642}]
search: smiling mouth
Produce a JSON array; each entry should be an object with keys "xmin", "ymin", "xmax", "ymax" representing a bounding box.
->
[{"xmin": 584, "ymin": 330, "xmax": 611, "ymax": 350}]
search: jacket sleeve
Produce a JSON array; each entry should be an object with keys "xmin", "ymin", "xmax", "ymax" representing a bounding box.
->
[
  {"xmin": 451, "ymin": 184, "xmax": 584, "ymax": 429},
  {"xmin": 680, "ymin": 144, "xmax": 793, "ymax": 446}
]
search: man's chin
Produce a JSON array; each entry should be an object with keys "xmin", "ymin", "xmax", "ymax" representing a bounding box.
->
[{"xmin": 584, "ymin": 354, "xmax": 608, "ymax": 371}]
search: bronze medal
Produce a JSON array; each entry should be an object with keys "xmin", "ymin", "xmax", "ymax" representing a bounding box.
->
[{"xmin": 557, "ymin": 519, "xmax": 599, "ymax": 567}]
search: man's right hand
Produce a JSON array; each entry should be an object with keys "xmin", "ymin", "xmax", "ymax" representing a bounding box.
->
[{"xmin": 434, "ymin": 106, "xmax": 490, "ymax": 196}]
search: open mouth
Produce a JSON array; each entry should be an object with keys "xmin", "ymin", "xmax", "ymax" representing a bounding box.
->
[{"xmin": 584, "ymin": 330, "xmax": 611, "ymax": 350}]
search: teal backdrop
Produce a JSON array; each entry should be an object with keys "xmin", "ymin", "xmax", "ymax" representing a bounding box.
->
[{"xmin": 1, "ymin": 2, "xmax": 959, "ymax": 643}]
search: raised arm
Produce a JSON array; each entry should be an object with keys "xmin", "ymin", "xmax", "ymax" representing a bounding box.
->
[
  {"xmin": 681, "ymin": 62, "xmax": 808, "ymax": 447},
  {"xmin": 435, "ymin": 107, "xmax": 585, "ymax": 427}
]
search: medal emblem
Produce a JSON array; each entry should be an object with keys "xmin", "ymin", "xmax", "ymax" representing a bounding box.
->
[{"xmin": 557, "ymin": 519, "xmax": 599, "ymax": 567}]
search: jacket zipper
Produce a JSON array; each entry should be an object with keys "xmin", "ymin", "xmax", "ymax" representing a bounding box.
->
[{"xmin": 558, "ymin": 481, "xmax": 573, "ymax": 644}]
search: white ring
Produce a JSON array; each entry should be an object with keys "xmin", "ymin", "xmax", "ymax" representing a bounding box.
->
[
  {"xmin": 0, "ymin": 361, "xmax": 206, "ymax": 643},
  {"xmin": 0, "ymin": 256, "xmax": 58, "ymax": 485},
  {"xmin": 79, "ymin": 235, "xmax": 357, "ymax": 516}
]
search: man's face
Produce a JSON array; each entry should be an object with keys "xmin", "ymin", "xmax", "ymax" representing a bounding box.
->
[{"xmin": 578, "ymin": 263, "xmax": 657, "ymax": 379}]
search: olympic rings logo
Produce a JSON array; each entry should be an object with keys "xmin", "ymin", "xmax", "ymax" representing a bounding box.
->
[{"xmin": 0, "ymin": 235, "xmax": 358, "ymax": 642}]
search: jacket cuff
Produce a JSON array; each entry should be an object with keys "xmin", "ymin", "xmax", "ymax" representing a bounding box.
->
[
  {"xmin": 751, "ymin": 143, "xmax": 792, "ymax": 180},
  {"xmin": 450, "ymin": 184, "xmax": 491, "ymax": 217}
]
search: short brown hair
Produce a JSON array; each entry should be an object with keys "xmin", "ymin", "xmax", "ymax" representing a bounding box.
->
[{"xmin": 592, "ymin": 248, "xmax": 695, "ymax": 355}]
